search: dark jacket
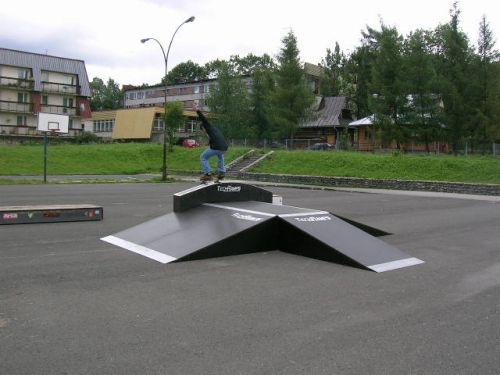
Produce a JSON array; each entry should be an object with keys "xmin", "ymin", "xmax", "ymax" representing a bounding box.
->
[{"xmin": 197, "ymin": 110, "xmax": 228, "ymax": 151}]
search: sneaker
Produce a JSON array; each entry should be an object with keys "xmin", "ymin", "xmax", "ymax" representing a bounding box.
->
[
  {"xmin": 217, "ymin": 172, "xmax": 225, "ymax": 180},
  {"xmin": 200, "ymin": 173, "xmax": 213, "ymax": 182}
]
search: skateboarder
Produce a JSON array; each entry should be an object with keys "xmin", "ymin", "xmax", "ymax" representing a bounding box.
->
[{"xmin": 196, "ymin": 109, "xmax": 228, "ymax": 183}]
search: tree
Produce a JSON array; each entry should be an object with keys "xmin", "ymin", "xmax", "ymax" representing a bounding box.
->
[
  {"xmin": 229, "ymin": 53, "xmax": 276, "ymax": 76},
  {"xmin": 249, "ymin": 66, "xmax": 275, "ymax": 139},
  {"xmin": 473, "ymin": 15, "xmax": 500, "ymax": 144},
  {"xmin": 270, "ymin": 30, "xmax": 315, "ymax": 140},
  {"xmin": 369, "ymin": 23, "xmax": 408, "ymax": 149},
  {"xmin": 433, "ymin": 2, "xmax": 474, "ymax": 152},
  {"xmin": 89, "ymin": 77, "xmax": 122, "ymax": 110},
  {"xmin": 403, "ymin": 29, "xmax": 443, "ymax": 152},
  {"xmin": 163, "ymin": 60, "xmax": 207, "ymax": 85},
  {"xmin": 164, "ymin": 101, "xmax": 185, "ymax": 151},
  {"xmin": 345, "ymin": 40, "xmax": 377, "ymax": 118},
  {"xmin": 320, "ymin": 42, "xmax": 346, "ymax": 96},
  {"xmin": 205, "ymin": 62, "xmax": 253, "ymax": 140}
]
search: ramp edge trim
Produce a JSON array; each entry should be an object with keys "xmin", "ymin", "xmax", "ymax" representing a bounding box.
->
[
  {"xmin": 203, "ymin": 203, "xmax": 276, "ymax": 217},
  {"xmin": 368, "ymin": 257, "xmax": 424, "ymax": 272},
  {"xmin": 101, "ymin": 236, "xmax": 177, "ymax": 264}
]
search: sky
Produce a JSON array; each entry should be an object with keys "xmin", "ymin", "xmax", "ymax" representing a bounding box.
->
[{"xmin": 1, "ymin": 0, "xmax": 499, "ymax": 87}]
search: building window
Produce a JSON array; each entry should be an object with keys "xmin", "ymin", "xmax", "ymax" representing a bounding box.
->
[
  {"xmin": 153, "ymin": 117, "xmax": 164, "ymax": 131},
  {"xmin": 18, "ymin": 92, "xmax": 28, "ymax": 103},
  {"xmin": 18, "ymin": 69, "xmax": 30, "ymax": 80},
  {"xmin": 93, "ymin": 119, "xmax": 114, "ymax": 132},
  {"xmin": 137, "ymin": 92, "xmax": 144, "ymax": 99},
  {"xmin": 204, "ymin": 84, "xmax": 210, "ymax": 93},
  {"xmin": 17, "ymin": 115, "xmax": 27, "ymax": 126},
  {"xmin": 129, "ymin": 93, "xmax": 136, "ymax": 100},
  {"xmin": 42, "ymin": 96, "xmax": 48, "ymax": 105},
  {"xmin": 194, "ymin": 86, "xmax": 200, "ymax": 94},
  {"xmin": 63, "ymin": 97, "xmax": 73, "ymax": 108}
]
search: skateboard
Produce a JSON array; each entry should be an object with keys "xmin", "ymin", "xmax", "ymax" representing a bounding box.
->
[{"xmin": 200, "ymin": 175, "xmax": 224, "ymax": 185}]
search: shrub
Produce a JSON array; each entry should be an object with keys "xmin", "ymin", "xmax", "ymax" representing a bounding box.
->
[{"xmin": 75, "ymin": 131, "xmax": 99, "ymax": 144}]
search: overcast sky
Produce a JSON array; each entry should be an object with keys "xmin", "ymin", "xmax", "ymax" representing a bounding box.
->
[{"xmin": 1, "ymin": 0, "xmax": 498, "ymax": 86}]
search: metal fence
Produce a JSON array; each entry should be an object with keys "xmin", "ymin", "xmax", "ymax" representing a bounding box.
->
[{"xmin": 223, "ymin": 139, "xmax": 500, "ymax": 155}]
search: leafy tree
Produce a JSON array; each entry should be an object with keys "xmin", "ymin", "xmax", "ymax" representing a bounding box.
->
[
  {"xmin": 473, "ymin": 15, "xmax": 500, "ymax": 143},
  {"xmin": 369, "ymin": 23, "xmax": 408, "ymax": 149},
  {"xmin": 320, "ymin": 42, "xmax": 346, "ymax": 96},
  {"xmin": 433, "ymin": 2, "xmax": 474, "ymax": 152},
  {"xmin": 205, "ymin": 59, "xmax": 228, "ymax": 79},
  {"xmin": 163, "ymin": 60, "xmax": 207, "ymax": 85},
  {"xmin": 403, "ymin": 29, "xmax": 444, "ymax": 152},
  {"xmin": 164, "ymin": 101, "xmax": 185, "ymax": 151},
  {"xmin": 345, "ymin": 43, "xmax": 376, "ymax": 118},
  {"xmin": 270, "ymin": 30, "xmax": 315, "ymax": 140},
  {"xmin": 89, "ymin": 77, "xmax": 122, "ymax": 110},
  {"xmin": 205, "ymin": 61, "xmax": 253, "ymax": 139},
  {"xmin": 229, "ymin": 53, "xmax": 276, "ymax": 75},
  {"xmin": 249, "ymin": 66, "xmax": 275, "ymax": 139}
]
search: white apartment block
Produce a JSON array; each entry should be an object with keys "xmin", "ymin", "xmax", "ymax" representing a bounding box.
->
[{"xmin": 0, "ymin": 48, "xmax": 92, "ymax": 137}]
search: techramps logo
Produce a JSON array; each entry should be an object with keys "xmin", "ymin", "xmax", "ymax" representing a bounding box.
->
[{"xmin": 217, "ymin": 185, "xmax": 242, "ymax": 193}]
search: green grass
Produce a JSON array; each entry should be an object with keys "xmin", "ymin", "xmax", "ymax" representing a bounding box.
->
[
  {"xmin": 0, "ymin": 143, "xmax": 250, "ymax": 175},
  {"xmin": 251, "ymin": 150, "xmax": 500, "ymax": 184},
  {"xmin": 1, "ymin": 144, "xmax": 499, "ymax": 184}
]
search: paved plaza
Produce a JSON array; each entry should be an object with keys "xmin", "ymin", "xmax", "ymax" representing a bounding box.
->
[{"xmin": 1, "ymin": 182, "xmax": 499, "ymax": 374}]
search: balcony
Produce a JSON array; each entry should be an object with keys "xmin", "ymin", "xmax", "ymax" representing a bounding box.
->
[
  {"xmin": 41, "ymin": 104, "xmax": 78, "ymax": 116},
  {"xmin": 0, "ymin": 76, "xmax": 34, "ymax": 90},
  {"xmin": 0, "ymin": 100, "xmax": 33, "ymax": 113},
  {"xmin": 41, "ymin": 81, "xmax": 80, "ymax": 95}
]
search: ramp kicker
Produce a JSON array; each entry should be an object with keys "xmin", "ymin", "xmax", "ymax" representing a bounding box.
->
[{"xmin": 102, "ymin": 183, "xmax": 423, "ymax": 272}]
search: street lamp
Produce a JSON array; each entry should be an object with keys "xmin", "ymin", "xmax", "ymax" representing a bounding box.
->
[{"xmin": 141, "ymin": 15, "xmax": 195, "ymax": 181}]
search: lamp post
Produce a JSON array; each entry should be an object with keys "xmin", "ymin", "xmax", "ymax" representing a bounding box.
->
[{"xmin": 141, "ymin": 15, "xmax": 195, "ymax": 181}]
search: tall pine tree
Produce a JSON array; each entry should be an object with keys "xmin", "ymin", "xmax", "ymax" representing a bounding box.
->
[{"xmin": 270, "ymin": 31, "xmax": 315, "ymax": 140}]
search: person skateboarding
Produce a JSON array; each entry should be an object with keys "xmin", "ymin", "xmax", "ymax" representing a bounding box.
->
[{"xmin": 196, "ymin": 107, "xmax": 228, "ymax": 183}]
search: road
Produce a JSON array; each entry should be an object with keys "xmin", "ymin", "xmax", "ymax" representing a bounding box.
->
[{"xmin": 1, "ymin": 182, "xmax": 499, "ymax": 375}]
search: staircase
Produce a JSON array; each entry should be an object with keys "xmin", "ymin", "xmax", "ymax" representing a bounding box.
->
[{"xmin": 226, "ymin": 150, "xmax": 270, "ymax": 178}]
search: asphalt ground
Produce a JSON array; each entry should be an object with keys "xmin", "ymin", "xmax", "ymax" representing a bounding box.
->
[{"xmin": 1, "ymin": 182, "xmax": 499, "ymax": 375}]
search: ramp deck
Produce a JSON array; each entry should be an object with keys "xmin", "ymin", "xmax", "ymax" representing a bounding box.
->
[{"xmin": 102, "ymin": 189, "xmax": 423, "ymax": 272}]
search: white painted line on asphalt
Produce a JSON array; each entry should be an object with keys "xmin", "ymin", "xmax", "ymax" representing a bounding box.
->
[
  {"xmin": 101, "ymin": 236, "xmax": 177, "ymax": 264},
  {"xmin": 368, "ymin": 257, "xmax": 425, "ymax": 272}
]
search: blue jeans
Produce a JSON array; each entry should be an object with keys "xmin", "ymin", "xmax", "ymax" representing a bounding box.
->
[{"xmin": 200, "ymin": 148, "xmax": 225, "ymax": 174}]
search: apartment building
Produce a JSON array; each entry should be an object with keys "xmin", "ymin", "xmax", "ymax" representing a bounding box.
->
[
  {"xmin": 123, "ymin": 78, "xmax": 217, "ymax": 110},
  {"xmin": 0, "ymin": 48, "xmax": 91, "ymax": 137}
]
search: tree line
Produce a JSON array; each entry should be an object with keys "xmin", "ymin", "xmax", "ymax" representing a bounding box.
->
[{"xmin": 90, "ymin": 2, "xmax": 500, "ymax": 152}]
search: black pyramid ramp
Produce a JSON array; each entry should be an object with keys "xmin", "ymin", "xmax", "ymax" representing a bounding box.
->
[{"xmin": 101, "ymin": 182, "xmax": 424, "ymax": 272}]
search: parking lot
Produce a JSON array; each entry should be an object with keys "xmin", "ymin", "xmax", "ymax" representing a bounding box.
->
[{"xmin": 1, "ymin": 182, "xmax": 499, "ymax": 374}]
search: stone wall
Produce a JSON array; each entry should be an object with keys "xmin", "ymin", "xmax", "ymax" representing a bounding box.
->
[{"xmin": 240, "ymin": 172, "xmax": 500, "ymax": 196}]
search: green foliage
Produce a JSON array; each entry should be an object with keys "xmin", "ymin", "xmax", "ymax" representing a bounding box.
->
[
  {"xmin": 205, "ymin": 62, "xmax": 254, "ymax": 139},
  {"xmin": 89, "ymin": 77, "xmax": 122, "ymax": 110},
  {"xmin": 320, "ymin": 42, "xmax": 347, "ymax": 96},
  {"xmin": 271, "ymin": 30, "xmax": 315, "ymax": 139},
  {"xmin": 164, "ymin": 60, "xmax": 207, "ymax": 84},
  {"xmin": 368, "ymin": 23, "xmax": 409, "ymax": 149},
  {"xmin": 164, "ymin": 101, "xmax": 185, "ymax": 151},
  {"xmin": 249, "ymin": 67, "xmax": 275, "ymax": 139},
  {"xmin": 320, "ymin": 2, "xmax": 500, "ymax": 150},
  {"xmin": 75, "ymin": 131, "xmax": 100, "ymax": 144}
]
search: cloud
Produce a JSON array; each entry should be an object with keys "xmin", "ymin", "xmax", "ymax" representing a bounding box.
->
[{"xmin": 1, "ymin": 0, "xmax": 499, "ymax": 86}]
